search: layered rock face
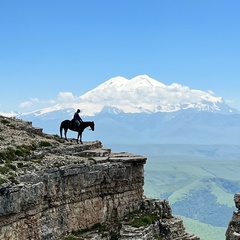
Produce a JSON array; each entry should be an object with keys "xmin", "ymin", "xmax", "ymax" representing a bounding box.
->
[
  {"xmin": 226, "ymin": 193, "xmax": 240, "ymax": 239},
  {"xmin": 0, "ymin": 146, "xmax": 146, "ymax": 239},
  {"xmin": 0, "ymin": 115, "xmax": 199, "ymax": 240}
]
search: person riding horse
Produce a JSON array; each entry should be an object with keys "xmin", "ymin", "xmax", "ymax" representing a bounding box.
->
[
  {"xmin": 73, "ymin": 109, "xmax": 83, "ymax": 128},
  {"xmin": 60, "ymin": 119, "xmax": 95, "ymax": 144},
  {"xmin": 60, "ymin": 108, "xmax": 94, "ymax": 144}
]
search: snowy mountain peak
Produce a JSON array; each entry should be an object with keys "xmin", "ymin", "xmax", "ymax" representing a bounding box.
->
[
  {"xmin": 97, "ymin": 76, "xmax": 128, "ymax": 89},
  {"xmin": 129, "ymin": 75, "xmax": 166, "ymax": 88},
  {"xmin": 83, "ymin": 75, "xmax": 165, "ymax": 95},
  {"xmin": 78, "ymin": 75, "xmax": 235, "ymax": 115}
]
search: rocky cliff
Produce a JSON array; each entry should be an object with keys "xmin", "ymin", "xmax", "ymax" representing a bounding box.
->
[
  {"xmin": 0, "ymin": 115, "xmax": 199, "ymax": 240},
  {"xmin": 226, "ymin": 194, "xmax": 240, "ymax": 240}
]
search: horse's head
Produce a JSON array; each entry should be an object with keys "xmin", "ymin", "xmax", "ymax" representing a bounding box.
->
[{"xmin": 90, "ymin": 121, "xmax": 95, "ymax": 131}]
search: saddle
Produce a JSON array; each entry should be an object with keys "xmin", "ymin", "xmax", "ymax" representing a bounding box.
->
[
  {"xmin": 71, "ymin": 119, "xmax": 82, "ymax": 131},
  {"xmin": 70, "ymin": 119, "xmax": 78, "ymax": 130}
]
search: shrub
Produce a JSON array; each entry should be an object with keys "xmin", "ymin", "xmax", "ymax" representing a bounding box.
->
[
  {"xmin": 0, "ymin": 119, "xmax": 10, "ymax": 124},
  {"xmin": 0, "ymin": 152, "xmax": 5, "ymax": 161},
  {"xmin": 16, "ymin": 145, "xmax": 33, "ymax": 156},
  {"xmin": 128, "ymin": 213, "xmax": 158, "ymax": 228},
  {"xmin": 39, "ymin": 141, "xmax": 52, "ymax": 147},
  {"xmin": 17, "ymin": 162, "xmax": 24, "ymax": 168},
  {"xmin": 0, "ymin": 166, "xmax": 10, "ymax": 174},
  {"xmin": 5, "ymin": 147, "xmax": 17, "ymax": 161},
  {"xmin": 6, "ymin": 163, "xmax": 17, "ymax": 171}
]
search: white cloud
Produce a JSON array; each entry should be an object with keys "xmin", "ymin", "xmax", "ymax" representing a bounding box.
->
[
  {"xmin": 19, "ymin": 101, "xmax": 32, "ymax": 108},
  {"xmin": 168, "ymin": 83, "xmax": 190, "ymax": 92},
  {"xmin": 19, "ymin": 98, "xmax": 40, "ymax": 108},
  {"xmin": 57, "ymin": 92, "xmax": 76, "ymax": 102},
  {"xmin": 18, "ymin": 92, "xmax": 79, "ymax": 111}
]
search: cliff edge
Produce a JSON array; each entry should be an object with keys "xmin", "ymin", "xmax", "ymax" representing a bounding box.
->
[{"xmin": 0, "ymin": 115, "xmax": 199, "ymax": 240}]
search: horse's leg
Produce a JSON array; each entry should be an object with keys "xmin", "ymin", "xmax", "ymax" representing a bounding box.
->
[
  {"xmin": 64, "ymin": 129, "xmax": 68, "ymax": 141},
  {"xmin": 80, "ymin": 132, "xmax": 83, "ymax": 144},
  {"xmin": 76, "ymin": 132, "xmax": 79, "ymax": 144}
]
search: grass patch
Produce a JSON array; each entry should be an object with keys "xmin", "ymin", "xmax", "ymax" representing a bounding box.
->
[
  {"xmin": 5, "ymin": 163, "xmax": 17, "ymax": 171},
  {"xmin": 126, "ymin": 211, "xmax": 159, "ymax": 228},
  {"xmin": 4, "ymin": 147, "xmax": 17, "ymax": 161},
  {"xmin": 0, "ymin": 178, "xmax": 8, "ymax": 184},
  {"xmin": 16, "ymin": 145, "xmax": 32, "ymax": 156},
  {"xmin": 130, "ymin": 214, "xmax": 158, "ymax": 228},
  {"xmin": 0, "ymin": 144, "xmax": 37, "ymax": 162},
  {"xmin": 0, "ymin": 166, "xmax": 11, "ymax": 174},
  {"xmin": 0, "ymin": 119, "xmax": 10, "ymax": 124},
  {"xmin": 39, "ymin": 141, "xmax": 52, "ymax": 147}
]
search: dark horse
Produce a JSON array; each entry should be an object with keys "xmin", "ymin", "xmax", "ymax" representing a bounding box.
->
[{"xmin": 60, "ymin": 120, "xmax": 95, "ymax": 144}]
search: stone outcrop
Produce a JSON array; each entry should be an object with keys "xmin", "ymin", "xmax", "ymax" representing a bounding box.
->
[
  {"xmin": 226, "ymin": 193, "xmax": 240, "ymax": 240},
  {"xmin": 0, "ymin": 115, "xmax": 199, "ymax": 239},
  {"xmin": 118, "ymin": 198, "xmax": 199, "ymax": 240}
]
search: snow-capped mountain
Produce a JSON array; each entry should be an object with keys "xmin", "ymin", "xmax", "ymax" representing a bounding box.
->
[
  {"xmin": 78, "ymin": 75, "xmax": 235, "ymax": 115},
  {"xmin": 14, "ymin": 75, "xmax": 236, "ymax": 118}
]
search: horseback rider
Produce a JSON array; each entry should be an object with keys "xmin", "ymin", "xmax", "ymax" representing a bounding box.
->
[{"xmin": 73, "ymin": 109, "xmax": 83, "ymax": 127}]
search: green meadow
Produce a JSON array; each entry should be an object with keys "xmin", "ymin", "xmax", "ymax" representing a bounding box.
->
[
  {"xmin": 108, "ymin": 144, "xmax": 240, "ymax": 240},
  {"xmin": 144, "ymin": 155, "xmax": 240, "ymax": 240}
]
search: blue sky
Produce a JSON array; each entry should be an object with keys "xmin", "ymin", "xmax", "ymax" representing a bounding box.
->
[{"xmin": 1, "ymin": 0, "xmax": 240, "ymax": 112}]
